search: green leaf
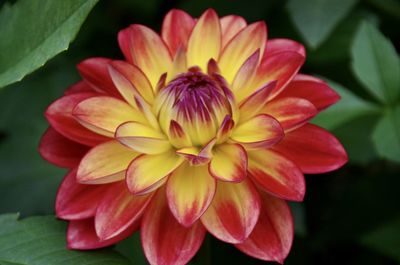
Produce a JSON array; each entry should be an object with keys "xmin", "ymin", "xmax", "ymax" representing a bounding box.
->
[
  {"xmin": 351, "ymin": 21, "xmax": 400, "ymax": 104},
  {"xmin": 361, "ymin": 216, "xmax": 400, "ymax": 262},
  {"xmin": 0, "ymin": 214, "xmax": 131, "ymax": 265},
  {"xmin": 0, "ymin": 0, "xmax": 99, "ymax": 89},
  {"xmin": 287, "ymin": 0, "xmax": 357, "ymax": 48},
  {"xmin": 372, "ymin": 106, "xmax": 400, "ymax": 163},
  {"xmin": 115, "ymin": 232, "xmax": 147, "ymax": 265},
  {"xmin": 312, "ymin": 79, "xmax": 379, "ymax": 130}
]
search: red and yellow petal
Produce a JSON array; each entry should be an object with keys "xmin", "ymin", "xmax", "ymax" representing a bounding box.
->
[
  {"xmin": 209, "ymin": 143, "xmax": 247, "ymax": 182},
  {"xmin": 248, "ymin": 149, "xmax": 305, "ymax": 201},
  {"xmin": 275, "ymin": 74, "xmax": 340, "ymax": 111},
  {"xmin": 220, "ymin": 15, "xmax": 247, "ymax": 48},
  {"xmin": 39, "ymin": 128, "xmax": 88, "ymax": 168},
  {"xmin": 126, "ymin": 150, "xmax": 184, "ymax": 195},
  {"xmin": 56, "ymin": 169, "xmax": 109, "ymax": 220},
  {"xmin": 77, "ymin": 140, "xmax": 138, "ymax": 184},
  {"xmin": 176, "ymin": 138, "xmax": 216, "ymax": 166},
  {"xmin": 162, "ymin": 9, "xmax": 195, "ymax": 56},
  {"xmin": 216, "ymin": 115, "xmax": 235, "ymax": 144},
  {"xmin": 201, "ymin": 179, "xmax": 260, "ymax": 243},
  {"xmin": 218, "ymin": 22, "xmax": 266, "ymax": 83},
  {"xmin": 141, "ymin": 189, "xmax": 206, "ymax": 265},
  {"xmin": 166, "ymin": 163, "xmax": 216, "ymax": 227},
  {"xmin": 64, "ymin": 81, "xmax": 94, "ymax": 95},
  {"xmin": 45, "ymin": 93, "xmax": 109, "ymax": 146},
  {"xmin": 273, "ymin": 124, "xmax": 348, "ymax": 174},
  {"xmin": 231, "ymin": 114, "xmax": 284, "ymax": 149},
  {"xmin": 236, "ymin": 192, "xmax": 294, "ymax": 264},
  {"xmin": 168, "ymin": 120, "xmax": 192, "ymax": 148},
  {"xmin": 95, "ymin": 182, "xmax": 153, "ymax": 240},
  {"xmin": 72, "ymin": 96, "xmax": 147, "ymax": 137},
  {"xmin": 118, "ymin": 25, "xmax": 172, "ymax": 87},
  {"xmin": 187, "ymin": 9, "xmax": 221, "ymax": 70},
  {"xmin": 77, "ymin": 57, "xmax": 120, "ymax": 97},
  {"xmin": 264, "ymin": 38, "xmax": 305, "ymax": 57},
  {"xmin": 262, "ymin": 97, "xmax": 317, "ymax": 131},
  {"xmin": 67, "ymin": 218, "xmax": 137, "ymax": 250}
]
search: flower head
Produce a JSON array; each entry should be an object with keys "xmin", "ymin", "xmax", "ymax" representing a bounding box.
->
[{"xmin": 40, "ymin": 9, "xmax": 347, "ymax": 265}]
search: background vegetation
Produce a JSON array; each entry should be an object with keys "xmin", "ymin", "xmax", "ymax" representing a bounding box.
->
[{"xmin": 0, "ymin": 0, "xmax": 399, "ymax": 264}]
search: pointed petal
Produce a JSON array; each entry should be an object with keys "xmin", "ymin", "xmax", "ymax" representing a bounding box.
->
[
  {"xmin": 218, "ymin": 22, "xmax": 266, "ymax": 83},
  {"xmin": 264, "ymin": 38, "xmax": 305, "ymax": 57},
  {"xmin": 115, "ymin": 121, "xmax": 171, "ymax": 154},
  {"xmin": 263, "ymin": 97, "xmax": 317, "ymax": 131},
  {"xmin": 67, "ymin": 218, "xmax": 137, "ymax": 250},
  {"xmin": 56, "ymin": 169, "xmax": 109, "ymax": 220},
  {"xmin": 275, "ymin": 74, "xmax": 340, "ymax": 111},
  {"xmin": 45, "ymin": 93, "xmax": 109, "ymax": 146},
  {"xmin": 167, "ymin": 163, "xmax": 216, "ymax": 227},
  {"xmin": 39, "ymin": 128, "xmax": 88, "ymax": 168},
  {"xmin": 250, "ymin": 51, "xmax": 305, "ymax": 100},
  {"xmin": 142, "ymin": 190, "xmax": 206, "ymax": 265},
  {"xmin": 216, "ymin": 115, "xmax": 235, "ymax": 144},
  {"xmin": 176, "ymin": 138, "xmax": 216, "ymax": 166},
  {"xmin": 220, "ymin": 15, "xmax": 247, "ymax": 48},
  {"xmin": 167, "ymin": 47, "xmax": 187, "ymax": 82},
  {"xmin": 95, "ymin": 182, "xmax": 153, "ymax": 240},
  {"xmin": 162, "ymin": 9, "xmax": 195, "ymax": 56},
  {"xmin": 231, "ymin": 50, "xmax": 260, "ymax": 101},
  {"xmin": 168, "ymin": 120, "xmax": 192, "ymax": 148},
  {"xmin": 209, "ymin": 143, "xmax": 247, "ymax": 182},
  {"xmin": 201, "ymin": 179, "xmax": 260, "ymax": 243},
  {"xmin": 187, "ymin": 9, "xmax": 221, "ymax": 70},
  {"xmin": 64, "ymin": 81, "xmax": 93, "ymax": 95},
  {"xmin": 231, "ymin": 114, "xmax": 284, "ymax": 149},
  {"xmin": 273, "ymin": 124, "xmax": 348, "ymax": 174},
  {"xmin": 73, "ymin": 96, "xmax": 147, "ymax": 137},
  {"xmin": 108, "ymin": 60, "xmax": 154, "ymax": 105},
  {"xmin": 248, "ymin": 149, "xmax": 305, "ymax": 201},
  {"xmin": 126, "ymin": 150, "xmax": 184, "ymax": 195},
  {"xmin": 118, "ymin": 25, "xmax": 172, "ymax": 87},
  {"xmin": 77, "ymin": 140, "xmax": 138, "ymax": 184},
  {"xmin": 236, "ymin": 192, "xmax": 294, "ymax": 264},
  {"xmin": 77, "ymin": 57, "xmax": 120, "ymax": 97},
  {"xmin": 239, "ymin": 81, "xmax": 276, "ymax": 122}
]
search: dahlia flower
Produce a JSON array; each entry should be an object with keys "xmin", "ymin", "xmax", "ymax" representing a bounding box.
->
[{"xmin": 39, "ymin": 9, "xmax": 347, "ymax": 264}]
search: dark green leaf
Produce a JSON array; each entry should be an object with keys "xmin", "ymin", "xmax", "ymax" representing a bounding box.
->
[
  {"xmin": 312, "ymin": 79, "xmax": 379, "ymax": 130},
  {"xmin": 372, "ymin": 106, "xmax": 400, "ymax": 163},
  {"xmin": 0, "ymin": 214, "xmax": 131, "ymax": 265},
  {"xmin": 115, "ymin": 232, "xmax": 147, "ymax": 265},
  {"xmin": 287, "ymin": 0, "xmax": 357, "ymax": 48},
  {"xmin": 361, "ymin": 216, "xmax": 400, "ymax": 262},
  {"xmin": 0, "ymin": 0, "xmax": 99, "ymax": 89},
  {"xmin": 351, "ymin": 21, "xmax": 400, "ymax": 104}
]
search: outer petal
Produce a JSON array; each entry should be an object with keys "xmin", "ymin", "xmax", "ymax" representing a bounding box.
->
[
  {"xmin": 220, "ymin": 15, "xmax": 247, "ymax": 48},
  {"xmin": 73, "ymin": 96, "xmax": 146, "ymax": 137},
  {"xmin": 45, "ymin": 93, "xmax": 109, "ymax": 146},
  {"xmin": 142, "ymin": 190, "xmax": 206, "ymax": 265},
  {"xmin": 118, "ymin": 25, "xmax": 172, "ymax": 87},
  {"xmin": 231, "ymin": 114, "xmax": 284, "ymax": 149},
  {"xmin": 126, "ymin": 150, "xmax": 184, "ymax": 195},
  {"xmin": 209, "ymin": 143, "xmax": 247, "ymax": 182},
  {"xmin": 64, "ymin": 81, "xmax": 93, "ymax": 95},
  {"xmin": 236, "ymin": 192, "xmax": 294, "ymax": 264},
  {"xmin": 250, "ymin": 51, "xmax": 305, "ymax": 100},
  {"xmin": 67, "ymin": 218, "xmax": 137, "ymax": 250},
  {"xmin": 39, "ymin": 127, "xmax": 88, "ymax": 168},
  {"xmin": 187, "ymin": 9, "xmax": 221, "ymax": 70},
  {"xmin": 264, "ymin": 38, "xmax": 305, "ymax": 57},
  {"xmin": 167, "ymin": 47, "xmax": 188, "ymax": 82},
  {"xmin": 162, "ymin": 9, "xmax": 195, "ymax": 56},
  {"xmin": 167, "ymin": 163, "xmax": 216, "ymax": 227},
  {"xmin": 274, "ymin": 74, "xmax": 340, "ymax": 111},
  {"xmin": 115, "ymin": 121, "xmax": 171, "ymax": 154},
  {"xmin": 201, "ymin": 179, "xmax": 261, "ymax": 243},
  {"xmin": 218, "ymin": 22, "xmax": 267, "ymax": 83},
  {"xmin": 262, "ymin": 97, "xmax": 317, "ymax": 131},
  {"xmin": 108, "ymin": 60, "xmax": 154, "ymax": 105},
  {"xmin": 56, "ymin": 169, "xmax": 109, "ymax": 220},
  {"xmin": 248, "ymin": 149, "xmax": 305, "ymax": 201},
  {"xmin": 77, "ymin": 57, "xmax": 120, "ymax": 97},
  {"xmin": 95, "ymin": 182, "xmax": 153, "ymax": 240},
  {"xmin": 273, "ymin": 124, "xmax": 348, "ymax": 173},
  {"xmin": 77, "ymin": 140, "xmax": 138, "ymax": 184}
]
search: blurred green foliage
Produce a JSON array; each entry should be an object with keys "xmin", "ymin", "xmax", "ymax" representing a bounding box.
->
[{"xmin": 0, "ymin": 0, "xmax": 399, "ymax": 264}]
